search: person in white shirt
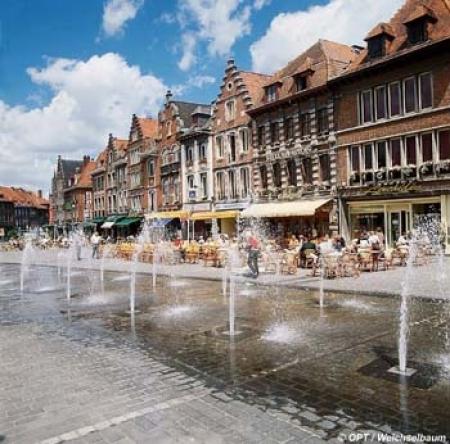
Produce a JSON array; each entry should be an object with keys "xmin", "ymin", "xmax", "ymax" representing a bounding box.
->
[{"xmin": 90, "ymin": 232, "xmax": 101, "ymax": 259}]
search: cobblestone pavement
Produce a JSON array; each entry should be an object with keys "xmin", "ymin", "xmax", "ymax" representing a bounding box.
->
[
  {"xmin": 0, "ymin": 267, "xmax": 321, "ymax": 443},
  {"xmin": 1, "ymin": 258, "xmax": 449, "ymax": 444},
  {"xmin": 0, "ymin": 249, "xmax": 449, "ymax": 299}
]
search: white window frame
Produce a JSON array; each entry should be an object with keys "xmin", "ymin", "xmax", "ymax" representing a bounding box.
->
[
  {"xmin": 403, "ymin": 76, "xmax": 417, "ymax": 115},
  {"xmin": 374, "ymin": 85, "xmax": 387, "ymax": 121},
  {"xmin": 360, "ymin": 90, "xmax": 373, "ymax": 124},
  {"xmin": 388, "ymin": 81, "xmax": 402, "ymax": 118},
  {"xmin": 420, "ymin": 132, "xmax": 435, "ymax": 164},
  {"xmin": 216, "ymin": 136, "xmax": 223, "ymax": 159},
  {"xmin": 418, "ymin": 72, "xmax": 433, "ymax": 111},
  {"xmin": 390, "ymin": 138, "xmax": 403, "ymax": 168},
  {"xmin": 225, "ymin": 99, "xmax": 236, "ymax": 122},
  {"xmin": 375, "ymin": 140, "xmax": 388, "ymax": 170},
  {"xmin": 362, "ymin": 143, "xmax": 374, "ymax": 172},
  {"xmin": 239, "ymin": 128, "xmax": 249, "ymax": 153}
]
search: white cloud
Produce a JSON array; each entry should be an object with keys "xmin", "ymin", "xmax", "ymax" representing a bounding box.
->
[
  {"xmin": 253, "ymin": 0, "xmax": 270, "ymax": 10},
  {"xmin": 0, "ymin": 53, "xmax": 166, "ymax": 192},
  {"xmin": 177, "ymin": 0, "xmax": 252, "ymax": 71},
  {"xmin": 102, "ymin": 0, "xmax": 144, "ymax": 37},
  {"xmin": 187, "ymin": 74, "xmax": 216, "ymax": 88},
  {"xmin": 250, "ymin": 0, "xmax": 404, "ymax": 73},
  {"xmin": 178, "ymin": 33, "xmax": 197, "ymax": 71}
]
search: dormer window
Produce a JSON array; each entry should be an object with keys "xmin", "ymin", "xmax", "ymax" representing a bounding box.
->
[
  {"xmin": 403, "ymin": 6, "xmax": 436, "ymax": 46},
  {"xmin": 367, "ymin": 37, "xmax": 385, "ymax": 59},
  {"xmin": 296, "ymin": 75, "xmax": 308, "ymax": 92},
  {"xmin": 365, "ymin": 23, "xmax": 394, "ymax": 60},
  {"xmin": 407, "ymin": 20, "xmax": 427, "ymax": 44},
  {"xmin": 265, "ymin": 83, "xmax": 280, "ymax": 103}
]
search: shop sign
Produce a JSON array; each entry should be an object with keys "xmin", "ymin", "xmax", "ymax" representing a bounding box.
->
[
  {"xmin": 216, "ymin": 202, "xmax": 249, "ymax": 210},
  {"xmin": 267, "ymin": 146, "xmax": 311, "ymax": 161}
]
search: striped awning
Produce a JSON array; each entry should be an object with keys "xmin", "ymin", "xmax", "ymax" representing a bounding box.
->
[
  {"xmin": 241, "ymin": 199, "xmax": 331, "ymax": 218},
  {"xmin": 190, "ymin": 211, "xmax": 239, "ymax": 221}
]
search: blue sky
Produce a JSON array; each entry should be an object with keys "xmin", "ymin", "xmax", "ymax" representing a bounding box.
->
[{"xmin": 0, "ymin": 0, "xmax": 403, "ymax": 191}]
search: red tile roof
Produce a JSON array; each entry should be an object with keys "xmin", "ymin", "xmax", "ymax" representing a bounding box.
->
[
  {"xmin": 137, "ymin": 117, "xmax": 158, "ymax": 138},
  {"xmin": 253, "ymin": 39, "xmax": 356, "ymax": 108},
  {"xmin": 347, "ymin": 0, "xmax": 450, "ymax": 73},
  {"xmin": 0, "ymin": 186, "xmax": 48, "ymax": 209}
]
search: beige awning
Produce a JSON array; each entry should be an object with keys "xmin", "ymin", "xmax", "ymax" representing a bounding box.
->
[
  {"xmin": 190, "ymin": 211, "xmax": 239, "ymax": 221},
  {"xmin": 145, "ymin": 211, "xmax": 190, "ymax": 220},
  {"xmin": 241, "ymin": 199, "xmax": 331, "ymax": 218}
]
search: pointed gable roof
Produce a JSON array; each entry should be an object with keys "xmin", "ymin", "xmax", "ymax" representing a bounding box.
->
[
  {"xmin": 343, "ymin": 0, "xmax": 450, "ymax": 75},
  {"xmin": 251, "ymin": 39, "xmax": 356, "ymax": 109}
]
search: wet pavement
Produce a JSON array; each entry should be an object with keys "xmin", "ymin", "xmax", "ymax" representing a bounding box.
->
[{"xmin": 1, "ymin": 260, "xmax": 450, "ymax": 443}]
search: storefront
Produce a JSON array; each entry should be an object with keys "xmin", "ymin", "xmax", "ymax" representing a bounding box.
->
[
  {"xmin": 241, "ymin": 198, "xmax": 334, "ymax": 238},
  {"xmin": 215, "ymin": 202, "xmax": 249, "ymax": 236},
  {"xmin": 341, "ymin": 195, "xmax": 448, "ymax": 248},
  {"xmin": 115, "ymin": 217, "xmax": 143, "ymax": 238},
  {"xmin": 146, "ymin": 211, "xmax": 189, "ymax": 239},
  {"xmin": 189, "ymin": 211, "xmax": 239, "ymax": 239}
]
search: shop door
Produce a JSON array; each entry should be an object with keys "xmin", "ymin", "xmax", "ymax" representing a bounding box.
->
[{"xmin": 389, "ymin": 211, "xmax": 410, "ymax": 246}]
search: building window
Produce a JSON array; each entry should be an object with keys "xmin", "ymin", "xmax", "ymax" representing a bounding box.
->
[
  {"xmin": 186, "ymin": 146, "xmax": 194, "ymax": 163},
  {"xmin": 375, "ymin": 86, "xmax": 387, "ymax": 120},
  {"xmin": 419, "ymin": 73, "xmax": 432, "ymax": 110},
  {"xmin": 364, "ymin": 144, "xmax": 373, "ymax": 170},
  {"xmin": 367, "ymin": 37, "xmax": 385, "ymax": 59},
  {"xmin": 350, "ymin": 146, "xmax": 360, "ymax": 172},
  {"xmin": 187, "ymin": 175, "xmax": 194, "ymax": 190},
  {"xmin": 257, "ymin": 126, "xmax": 265, "ymax": 146},
  {"xmin": 317, "ymin": 108, "xmax": 329, "ymax": 134},
  {"xmin": 284, "ymin": 118, "xmax": 294, "ymax": 141},
  {"xmin": 439, "ymin": 130, "xmax": 450, "ymax": 161},
  {"xmin": 239, "ymin": 128, "xmax": 249, "ymax": 153},
  {"xmin": 421, "ymin": 133, "xmax": 433, "ymax": 162},
  {"xmin": 296, "ymin": 75, "xmax": 308, "ymax": 91},
  {"xmin": 147, "ymin": 159, "xmax": 154, "ymax": 177},
  {"xmin": 404, "ymin": 77, "xmax": 417, "ymax": 114},
  {"xmin": 228, "ymin": 170, "xmax": 237, "ymax": 199},
  {"xmin": 361, "ymin": 90, "xmax": 373, "ymax": 123},
  {"xmin": 225, "ymin": 100, "xmax": 236, "ymax": 121},
  {"xmin": 216, "ymin": 136, "xmax": 223, "ymax": 158},
  {"xmin": 287, "ymin": 159, "xmax": 297, "ymax": 186},
  {"xmin": 229, "ymin": 133, "xmax": 237, "ymax": 162},
  {"xmin": 217, "ymin": 172, "xmax": 226, "ymax": 200},
  {"xmin": 405, "ymin": 136, "xmax": 417, "ymax": 166},
  {"xmin": 390, "ymin": 139, "xmax": 402, "ymax": 167},
  {"xmin": 166, "ymin": 121, "xmax": 172, "ymax": 137},
  {"xmin": 200, "ymin": 173, "xmax": 208, "ymax": 198},
  {"xmin": 270, "ymin": 122, "xmax": 280, "ymax": 144},
  {"xmin": 259, "ymin": 165, "xmax": 268, "ymax": 189},
  {"xmin": 407, "ymin": 20, "xmax": 427, "ymax": 45},
  {"xmin": 320, "ymin": 154, "xmax": 331, "ymax": 182},
  {"xmin": 376, "ymin": 141, "xmax": 387, "ymax": 169},
  {"xmin": 199, "ymin": 143, "xmax": 207, "ymax": 160},
  {"xmin": 265, "ymin": 84, "xmax": 278, "ymax": 102},
  {"xmin": 389, "ymin": 82, "xmax": 402, "ymax": 117},
  {"xmin": 300, "ymin": 113, "xmax": 311, "ymax": 137},
  {"xmin": 272, "ymin": 163, "xmax": 282, "ymax": 188},
  {"xmin": 301, "ymin": 158, "xmax": 313, "ymax": 184},
  {"xmin": 240, "ymin": 168, "xmax": 250, "ymax": 198}
]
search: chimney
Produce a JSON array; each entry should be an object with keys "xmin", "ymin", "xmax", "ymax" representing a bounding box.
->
[
  {"xmin": 83, "ymin": 155, "xmax": 90, "ymax": 165},
  {"xmin": 37, "ymin": 190, "xmax": 42, "ymax": 198},
  {"xmin": 166, "ymin": 90, "xmax": 173, "ymax": 103}
]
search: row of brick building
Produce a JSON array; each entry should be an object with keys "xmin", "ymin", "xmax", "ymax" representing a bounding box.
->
[
  {"xmin": 49, "ymin": 0, "xmax": 450, "ymax": 248},
  {"xmin": 0, "ymin": 186, "xmax": 49, "ymax": 238}
]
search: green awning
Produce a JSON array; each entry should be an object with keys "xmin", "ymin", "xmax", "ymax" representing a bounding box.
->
[
  {"xmin": 92, "ymin": 217, "xmax": 106, "ymax": 223},
  {"xmin": 115, "ymin": 217, "xmax": 143, "ymax": 227},
  {"xmin": 82, "ymin": 221, "xmax": 96, "ymax": 228},
  {"xmin": 105, "ymin": 215, "xmax": 124, "ymax": 223}
]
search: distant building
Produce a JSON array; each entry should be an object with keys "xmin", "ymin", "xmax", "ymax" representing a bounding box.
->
[
  {"xmin": 63, "ymin": 156, "xmax": 96, "ymax": 225},
  {"xmin": 0, "ymin": 186, "xmax": 49, "ymax": 235},
  {"xmin": 50, "ymin": 156, "xmax": 84, "ymax": 227}
]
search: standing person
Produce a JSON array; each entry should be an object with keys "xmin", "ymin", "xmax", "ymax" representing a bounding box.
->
[
  {"xmin": 90, "ymin": 231, "xmax": 101, "ymax": 259},
  {"xmin": 74, "ymin": 231, "xmax": 82, "ymax": 261},
  {"xmin": 246, "ymin": 232, "xmax": 260, "ymax": 278}
]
